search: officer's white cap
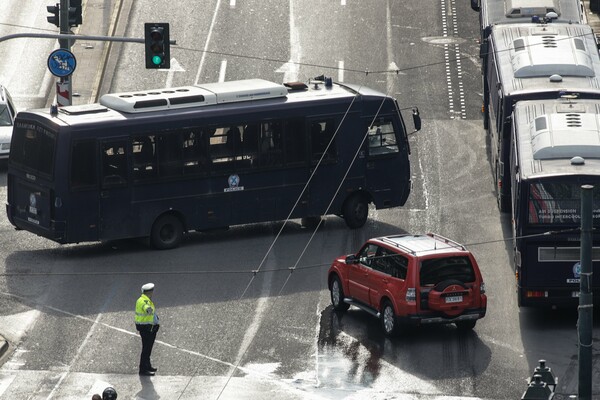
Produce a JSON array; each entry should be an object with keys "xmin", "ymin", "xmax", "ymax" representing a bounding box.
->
[{"xmin": 141, "ymin": 283, "xmax": 155, "ymax": 293}]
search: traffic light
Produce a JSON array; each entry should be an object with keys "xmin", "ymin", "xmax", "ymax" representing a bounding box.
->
[
  {"xmin": 47, "ymin": 3, "xmax": 60, "ymax": 27},
  {"xmin": 144, "ymin": 23, "xmax": 170, "ymax": 69},
  {"xmin": 69, "ymin": 0, "xmax": 82, "ymax": 26}
]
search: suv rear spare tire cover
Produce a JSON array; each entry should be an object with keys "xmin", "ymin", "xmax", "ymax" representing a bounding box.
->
[{"xmin": 427, "ymin": 280, "xmax": 472, "ymax": 317}]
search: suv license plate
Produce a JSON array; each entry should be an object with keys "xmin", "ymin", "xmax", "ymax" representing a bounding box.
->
[{"xmin": 445, "ymin": 295, "xmax": 463, "ymax": 303}]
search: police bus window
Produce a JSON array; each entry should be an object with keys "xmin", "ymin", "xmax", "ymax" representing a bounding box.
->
[
  {"xmin": 368, "ymin": 119, "xmax": 398, "ymax": 156},
  {"xmin": 183, "ymin": 130, "xmax": 210, "ymax": 173},
  {"xmin": 157, "ymin": 133, "xmax": 183, "ymax": 178},
  {"xmin": 133, "ymin": 135, "xmax": 156, "ymax": 180},
  {"xmin": 311, "ymin": 118, "xmax": 337, "ymax": 162},
  {"xmin": 243, "ymin": 124, "xmax": 259, "ymax": 154},
  {"xmin": 283, "ymin": 118, "xmax": 306, "ymax": 165},
  {"xmin": 101, "ymin": 141, "xmax": 128, "ymax": 187},
  {"xmin": 258, "ymin": 121, "xmax": 283, "ymax": 166}
]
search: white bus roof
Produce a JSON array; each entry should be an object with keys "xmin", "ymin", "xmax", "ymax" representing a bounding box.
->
[
  {"xmin": 514, "ymin": 99, "xmax": 600, "ymax": 179},
  {"xmin": 491, "ymin": 23, "xmax": 600, "ymax": 97},
  {"xmin": 99, "ymin": 79, "xmax": 289, "ymax": 113},
  {"xmin": 480, "ymin": 0, "xmax": 585, "ymax": 28}
]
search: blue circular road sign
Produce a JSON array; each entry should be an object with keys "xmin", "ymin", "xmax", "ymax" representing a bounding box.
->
[{"xmin": 47, "ymin": 49, "xmax": 77, "ymax": 77}]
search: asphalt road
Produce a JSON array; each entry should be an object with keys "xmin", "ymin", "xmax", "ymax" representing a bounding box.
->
[{"xmin": 0, "ymin": 0, "xmax": 599, "ymax": 399}]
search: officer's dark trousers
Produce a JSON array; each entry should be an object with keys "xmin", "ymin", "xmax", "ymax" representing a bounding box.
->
[{"xmin": 138, "ymin": 327, "xmax": 158, "ymax": 371}]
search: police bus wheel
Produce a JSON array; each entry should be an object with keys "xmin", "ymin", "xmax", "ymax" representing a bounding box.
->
[
  {"xmin": 151, "ymin": 214, "xmax": 183, "ymax": 250},
  {"xmin": 343, "ymin": 195, "xmax": 368, "ymax": 229}
]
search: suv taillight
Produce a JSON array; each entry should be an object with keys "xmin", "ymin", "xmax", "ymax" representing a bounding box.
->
[
  {"xmin": 406, "ymin": 288, "xmax": 416, "ymax": 302},
  {"xmin": 480, "ymin": 282, "xmax": 486, "ymax": 294}
]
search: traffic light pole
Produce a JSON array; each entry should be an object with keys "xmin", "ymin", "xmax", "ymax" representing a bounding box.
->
[
  {"xmin": 0, "ymin": 32, "xmax": 161, "ymax": 45},
  {"xmin": 56, "ymin": 0, "xmax": 73, "ymax": 106}
]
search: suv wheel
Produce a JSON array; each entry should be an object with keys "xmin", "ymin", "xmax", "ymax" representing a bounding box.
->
[
  {"xmin": 381, "ymin": 300, "xmax": 400, "ymax": 336},
  {"xmin": 330, "ymin": 276, "xmax": 350, "ymax": 312}
]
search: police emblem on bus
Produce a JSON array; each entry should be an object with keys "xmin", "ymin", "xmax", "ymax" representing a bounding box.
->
[
  {"xmin": 29, "ymin": 193, "xmax": 38, "ymax": 215},
  {"xmin": 567, "ymin": 262, "xmax": 581, "ymax": 284},
  {"xmin": 225, "ymin": 174, "xmax": 244, "ymax": 192}
]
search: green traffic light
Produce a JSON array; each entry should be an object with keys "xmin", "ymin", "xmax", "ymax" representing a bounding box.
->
[{"xmin": 152, "ymin": 55, "xmax": 163, "ymax": 65}]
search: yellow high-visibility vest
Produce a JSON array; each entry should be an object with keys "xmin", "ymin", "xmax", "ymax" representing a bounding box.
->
[{"xmin": 135, "ymin": 294, "xmax": 157, "ymax": 325}]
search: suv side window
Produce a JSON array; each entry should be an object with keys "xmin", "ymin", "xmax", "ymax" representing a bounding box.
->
[
  {"xmin": 358, "ymin": 243, "xmax": 378, "ymax": 268},
  {"xmin": 373, "ymin": 247, "xmax": 408, "ymax": 279}
]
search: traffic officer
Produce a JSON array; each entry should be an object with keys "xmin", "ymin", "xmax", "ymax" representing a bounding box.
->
[{"xmin": 135, "ymin": 283, "xmax": 159, "ymax": 375}]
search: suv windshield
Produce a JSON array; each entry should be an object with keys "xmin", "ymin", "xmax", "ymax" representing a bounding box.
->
[{"xmin": 420, "ymin": 256, "xmax": 476, "ymax": 286}]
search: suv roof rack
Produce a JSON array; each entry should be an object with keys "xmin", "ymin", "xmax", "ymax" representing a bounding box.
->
[
  {"xmin": 426, "ymin": 233, "xmax": 466, "ymax": 251},
  {"xmin": 379, "ymin": 235, "xmax": 417, "ymax": 255}
]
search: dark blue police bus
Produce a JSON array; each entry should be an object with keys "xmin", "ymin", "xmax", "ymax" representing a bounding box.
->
[
  {"xmin": 510, "ymin": 98, "xmax": 600, "ymax": 307},
  {"xmin": 6, "ymin": 77, "xmax": 420, "ymax": 249}
]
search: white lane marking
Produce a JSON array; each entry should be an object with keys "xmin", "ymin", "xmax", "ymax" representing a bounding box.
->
[
  {"xmin": 440, "ymin": 0, "xmax": 466, "ymax": 119},
  {"xmin": 218, "ymin": 59, "xmax": 227, "ymax": 82},
  {"xmin": 338, "ymin": 61, "xmax": 344, "ymax": 83},
  {"xmin": 386, "ymin": 1, "xmax": 394, "ymax": 95},
  {"xmin": 275, "ymin": 0, "xmax": 301, "ymax": 82},
  {"xmin": 47, "ymin": 311, "xmax": 104, "ymax": 399},
  {"xmin": 230, "ymin": 0, "xmax": 236, "ymax": 7},
  {"xmin": 163, "ymin": 58, "xmax": 186, "ymax": 88},
  {"xmin": 419, "ymin": 155, "xmax": 430, "ymax": 210},
  {"xmin": 194, "ymin": 0, "xmax": 223, "ymax": 85},
  {"xmin": 219, "ymin": 260, "xmax": 274, "ymax": 393},
  {"xmin": 0, "ymin": 373, "xmax": 16, "ymax": 397}
]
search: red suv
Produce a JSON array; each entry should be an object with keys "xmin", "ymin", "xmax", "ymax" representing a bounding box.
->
[{"xmin": 328, "ymin": 233, "xmax": 487, "ymax": 336}]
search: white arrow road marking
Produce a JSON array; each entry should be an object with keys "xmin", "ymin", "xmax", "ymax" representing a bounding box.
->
[{"xmin": 160, "ymin": 58, "xmax": 186, "ymax": 88}]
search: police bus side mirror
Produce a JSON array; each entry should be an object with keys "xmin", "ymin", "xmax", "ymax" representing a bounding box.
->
[{"xmin": 471, "ymin": 0, "xmax": 480, "ymax": 12}]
